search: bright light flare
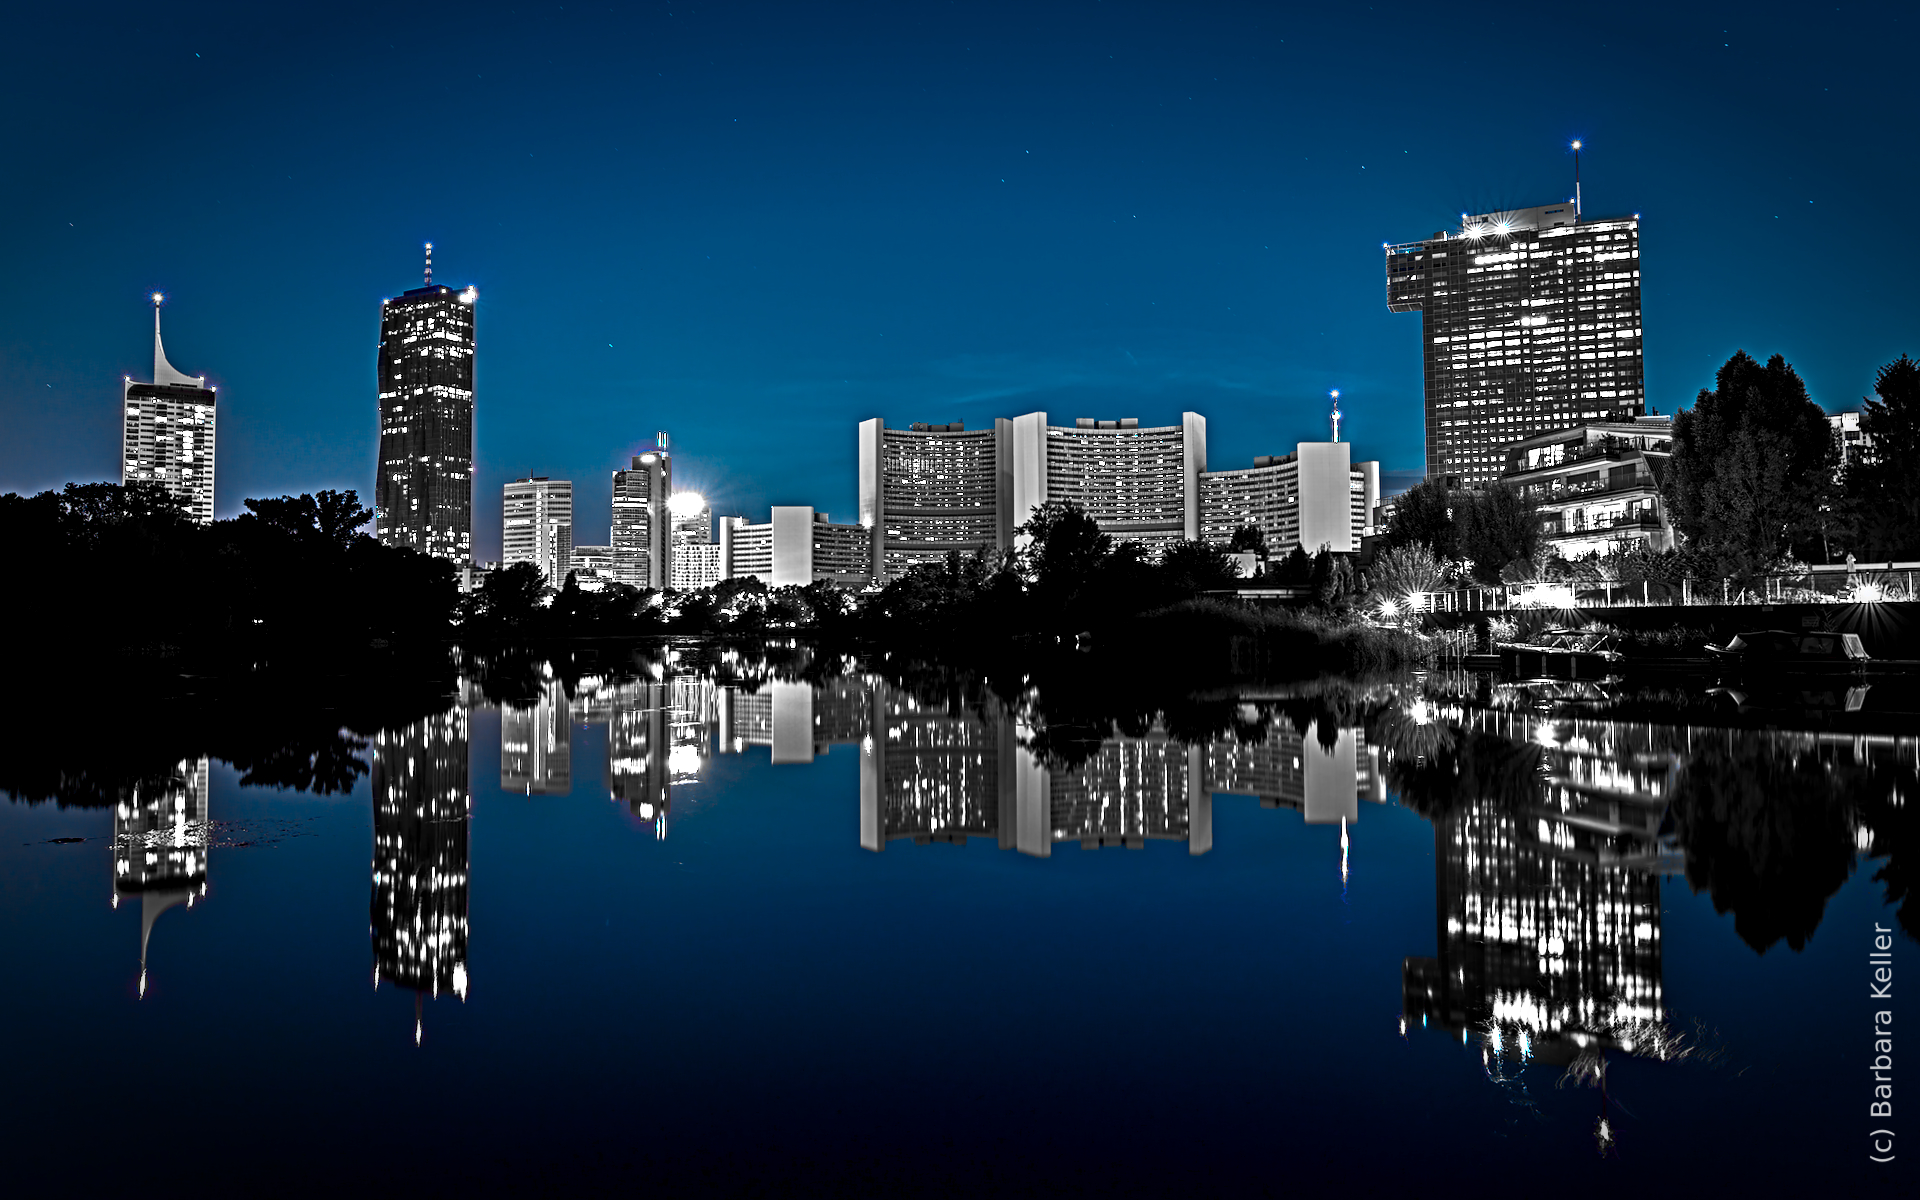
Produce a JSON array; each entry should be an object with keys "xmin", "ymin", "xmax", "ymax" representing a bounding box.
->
[
  {"xmin": 151, "ymin": 292, "xmax": 164, "ymax": 304},
  {"xmin": 1854, "ymin": 582, "xmax": 1887, "ymax": 603},
  {"xmin": 667, "ymin": 490, "xmax": 707, "ymax": 518}
]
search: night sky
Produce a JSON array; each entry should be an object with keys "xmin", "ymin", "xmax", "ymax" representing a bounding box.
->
[{"xmin": 3, "ymin": 1, "xmax": 1914, "ymax": 561}]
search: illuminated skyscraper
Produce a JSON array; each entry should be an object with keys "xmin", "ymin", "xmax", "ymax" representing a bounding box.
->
[
  {"xmin": 371, "ymin": 710, "xmax": 471, "ymax": 1042},
  {"xmin": 375, "ymin": 244, "xmax": 477, "ymax": 561},
  {"xmin": 612, "ymin": 434, "xmax": 672, "ymax": 589},
  {"xmin": 122, "ymin": 295, "xmax": 217, "ymax": 522},
  {"xmin": 1386, "ymin": 201, "xmax": 1645, "ymax": 488},
  {"xmin": 502, "ymin": 477, "xmax": 573, "ymax": 585},
  {"xmin": 858, "ymin": 419, "xmax": 1011, "ymax": 582}
]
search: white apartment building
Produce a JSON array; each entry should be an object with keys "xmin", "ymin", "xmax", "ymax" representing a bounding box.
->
[{"xmin": 502, "ymin": 477, "xmax": 574, "ymax": 585}]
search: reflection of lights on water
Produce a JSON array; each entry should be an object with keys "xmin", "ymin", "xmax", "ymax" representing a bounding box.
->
[
  {"xmin": 415, "ymin": 1019, "xmax": 423, "ymax": 1047},
  {"xmin": 668, "ymin": 744, "xmax": 702, "ymax": 778},
  {"xmin": 1398, "ymin": 1016, "xmax": 1407, "ymax": 1037},
  {"xmin": 138, "ymin": 970, "xmax": 147, "ymax": 998},
  {"xmin": 639, "ymin": 802, "xmax": 656, "ymax": 819},
  {"xmin": 1339, "ymin": 816, "xmax": 1349, "ymax": 885},
  {"xmin": 452, "ymin": 962, "xmax": 468, "ymax": 1001},
  {"xmin": 1409, "ymin": 698, "xmax": 1432, "ymax": 726}
]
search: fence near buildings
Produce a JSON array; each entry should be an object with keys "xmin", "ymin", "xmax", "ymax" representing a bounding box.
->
[{"xmin": 1394, "ymin": 561, "xmax": 1920, "ymax": 614}]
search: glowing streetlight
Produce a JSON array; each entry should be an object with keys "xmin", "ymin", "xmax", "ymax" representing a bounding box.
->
[{"xmin": 667, "ymin": 490, "xmax": 707, "ymax": 519}]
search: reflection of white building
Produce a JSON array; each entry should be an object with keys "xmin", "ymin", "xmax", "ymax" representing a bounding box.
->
[
  {"xmin": 113, "ymin": 757, "xmax": 211, "ymax": 996},
  {"xmin": 502, "ymin": 671, "xmax": 571, "ymax": 794}
]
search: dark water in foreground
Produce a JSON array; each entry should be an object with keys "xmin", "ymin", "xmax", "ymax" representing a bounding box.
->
[{"xmin": 3, "ymin": 647, "xmax": 1912, "ymax": 1197}]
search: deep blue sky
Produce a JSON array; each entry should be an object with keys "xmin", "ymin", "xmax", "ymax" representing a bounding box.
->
[{"xmin": 4, "ymin": 1, "xmax": 1915, "ymax": 559}]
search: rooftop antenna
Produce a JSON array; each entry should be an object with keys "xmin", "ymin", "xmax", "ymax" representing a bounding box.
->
[
  {"xmin": 424, "ymin": 242, "xmax": 433, "ymax": 286},
  {"xmin": 1329, "ymin": 390, "xmax": 1342, "ymax": 443},
  {"xmin": 657, "ymin": 430, "xmax": 669, "ymax": 452},
  {"xmin": 1571, "ymin": 141, "xmax": 1583, "ymax": 220}
]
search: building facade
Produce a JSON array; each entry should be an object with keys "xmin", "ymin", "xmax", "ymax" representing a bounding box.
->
[
  {"xmin": 611, "ymin": 437, "xmax": 671, "ymax": 589},
  {"xmin": 858, "ymin": 419, "xmax": 1011, "ymax": 581},
  {"xmin": 1198, "ymin": 441, "xmax": 1380, "ymax": 554},
  {"xmin": 502, "ymin": 477, "xmax": 574, "ymax": 584},
  {"xmin": 1009, "ymin": 413, "xmax": 1207, "ymax": 558},
  {"xmin": 375, "ymin": 249, "xmax": 476, "ymax": 561},
  {"xmin": 668, "ymin": 493, "xmax": 719, "ymax": 589},
  {"xmin": 123, "ymin": 297, "xmax": 217, "ymax": 522},
  {"xmin": 1499, "ymin": 417, "xmax": 1674, "ymax": 560},
  {"xmin": 720, "ymin": 507, "xmax": 871, "ymax": 587},
  {"xmin": 1387, "ymin": 203, "xmax": 1645, "ymax": 488},
  {"xmin": 1829, "ymin": 411, "xmax": 1873, "ymax": 471}
]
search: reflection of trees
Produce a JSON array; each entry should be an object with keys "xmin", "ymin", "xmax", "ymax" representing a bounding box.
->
[
  {"xmin": 1671, "ymin": 734, "xmax": 1918, "ymax": 949},
  {"xmin": 1382, "ymin": 724, "xmax": 1545, "ymax": 821}
]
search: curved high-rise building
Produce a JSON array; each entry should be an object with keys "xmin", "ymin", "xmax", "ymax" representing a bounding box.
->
[{"xmin": 376, "ymin": 245, "xmax": 476, "ymax": 561}]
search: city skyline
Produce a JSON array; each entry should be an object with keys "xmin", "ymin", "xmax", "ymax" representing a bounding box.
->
[{"xmin": 4, "ymin": 3, "xmax": 1913, "ymax": 566}]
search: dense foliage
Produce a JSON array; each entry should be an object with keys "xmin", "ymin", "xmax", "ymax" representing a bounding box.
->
[
  {"xmin": 0, "ymin": 483, "xmax": 457, "ymax": 659},
  {"xmin": 1663, "ymin": 350, "xmax": 1837, "ymax": 580}
]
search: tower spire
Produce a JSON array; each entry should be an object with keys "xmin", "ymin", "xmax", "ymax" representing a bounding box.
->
[
  {"xmin": 150, "ymin": 293, "xmax": 205, "ymax": 387},
  {"xmin": 424, "ymin": 242, "xmax": 433, "ymax": 286},
  {"xmin": 1330, "ymin": 390, "xmax": 1342, "ymax": 443}
]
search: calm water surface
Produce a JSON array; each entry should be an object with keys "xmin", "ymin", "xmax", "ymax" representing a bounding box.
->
[{"xmin": 3, "ymin": 647, "xmax": 1911, "ymax": 1196}]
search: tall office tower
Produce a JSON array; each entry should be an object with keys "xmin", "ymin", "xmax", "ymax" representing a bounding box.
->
[
  {"xmin": 370, "ymin": 710, "xmax": 470, "ymax": 1035},
  {"xmin": 1387, "ymin": 201, "xmax": 1644, "ymax": 488},
  {"xmin": 375, "ymin": 245, "xmax": 477, "ymax": 561},
  {"xmin": 1007, "ymin": 413, "xmax": 1207, "ymax": 559},
  {"xmin": 112, "ymin": 756, "xmax": 211, "ymax": 996},
  {"xmin": 502, "ymin": 477, "xmax": 573, "ymax": 585},
  {"xmin": 122, "ymin": 295, "xmax": 217, "ymax": 522},
  {"xmin": 857, "ymin": 419, "xmax": 1012, "ymax": 582},
  {"xmin": 611, "ymin": 433, "xmax": 672, "ymax": 588}
]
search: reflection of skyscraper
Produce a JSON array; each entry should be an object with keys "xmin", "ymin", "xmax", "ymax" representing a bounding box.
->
[
  {"xmin": 1402, "ymin": 713, "xmax": 1671, "ymax": 1065},
  {"xmin": 371, "ymin": 710, "xmax": 470, "ymax": 1041},
  {"xmin": 594, "ymin": 672, "xmax": 716, "ymax": 837},
  {"xmin": 502, "ymin": 672, "xmax": 572, "ymax": 794},
  {"xmin": 123, "ymin": 296, "xmax": 217, "ymax": 522},
  {"xmin": 1204, "ymin": 721, "xmax": 1384, "ymax": 823},
  {"xmin": 113, "ymin": 757, "xmax": 211, "ymax": 996}
]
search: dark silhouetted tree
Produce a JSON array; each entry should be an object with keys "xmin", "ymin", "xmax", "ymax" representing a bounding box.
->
[
  {"xmin": 1841, "ymin": 354, "xmax": 1920, "ymax": 561},
  {"xmin": 1382, "ymin": 478, "xmax": 1457, "ymax": 559},
  {"xmin": 1664, "ymin": 351, "xmax": 1836, "ymax": 582}
]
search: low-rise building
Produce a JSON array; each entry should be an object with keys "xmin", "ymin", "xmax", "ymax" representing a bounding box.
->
[
  {"xmin": 1499, "ymin": 417, "xmax": 1674, "ymax": 560},
  {"xmin": 1829, "ymin": 411, "xmax": 1872, "ymax": 470},
  {"xmin": 719, "ymin": 507, "xmax": 870, "ymax": 587},
  {"xmin": 1198, "ymin": 440, "xmax": 1378, "ymax": 554}
]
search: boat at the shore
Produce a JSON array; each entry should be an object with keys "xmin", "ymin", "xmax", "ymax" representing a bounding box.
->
[{"xmin": 1705, "ymin": 629, "xmax": 1870, "ymax": 672}]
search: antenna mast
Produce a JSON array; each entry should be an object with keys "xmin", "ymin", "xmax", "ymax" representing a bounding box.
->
[
  {"xmin": 424, "ymin": 242, "xmax": 434, "ymax": 286},
  {"xmin": 1571, "ymin": 141, "xmax": 1583, "ymax": 220},
  {"xmin": 1330, "ymin": 390, "xmax": 1342, "ymax": 443}
]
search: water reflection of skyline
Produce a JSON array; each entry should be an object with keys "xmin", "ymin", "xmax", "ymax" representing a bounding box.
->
[
  {"xmin": 111, "ymin": 756, "xmax": 211, "ymax": 997},
  {"xmin": 61, "ymin": 650, "xmax": 1916, "ymax": 1141}
]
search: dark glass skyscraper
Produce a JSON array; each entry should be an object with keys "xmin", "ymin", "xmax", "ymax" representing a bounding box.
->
[
  {"xmin": 1386, "ymin": 203, "xmax": 1645, "ymax": 488},
  {"xmin": 376, "ymin": 245, "xmax": 476, "ymax": 562}
]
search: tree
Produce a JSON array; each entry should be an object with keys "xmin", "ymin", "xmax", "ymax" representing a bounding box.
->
[
  {"xmin": 1842, "ymin": 354, "xmax": 1920, "ymax": 560},
  {"xmin": 1369, "ymin": 543, "xmax": 1443, "ymax": 601},
  {"xmin": 1017, "ymin": 501, "xmax": 1111, "ymax": 627},
  {"xmin": 1227, "ymin": 524, "xmax": 1267, "ymax": 555},
  {"xmin": 1158, "ymin": 539, "xmax": 1242, "ymax": 593},
  {"xmin": 1454, "ymin": 485, "xmax": 1540, "ymax": 584},
  {"xmin": 1381, "ymin": 478, "xmax": 1457, "ymax": 558},
  {"xmin": 1664, "ymin": 350, "xmax": 1836, "ymax": 582}
]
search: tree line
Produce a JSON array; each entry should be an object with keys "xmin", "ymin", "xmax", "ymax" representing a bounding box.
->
[
  {"xmin": 0, "ymin": 484, "xmax": 457, "ymax": 660},
  {"xmin": 1379, "ymin": 350, "xmax": 1920, "ymax": 590}
]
